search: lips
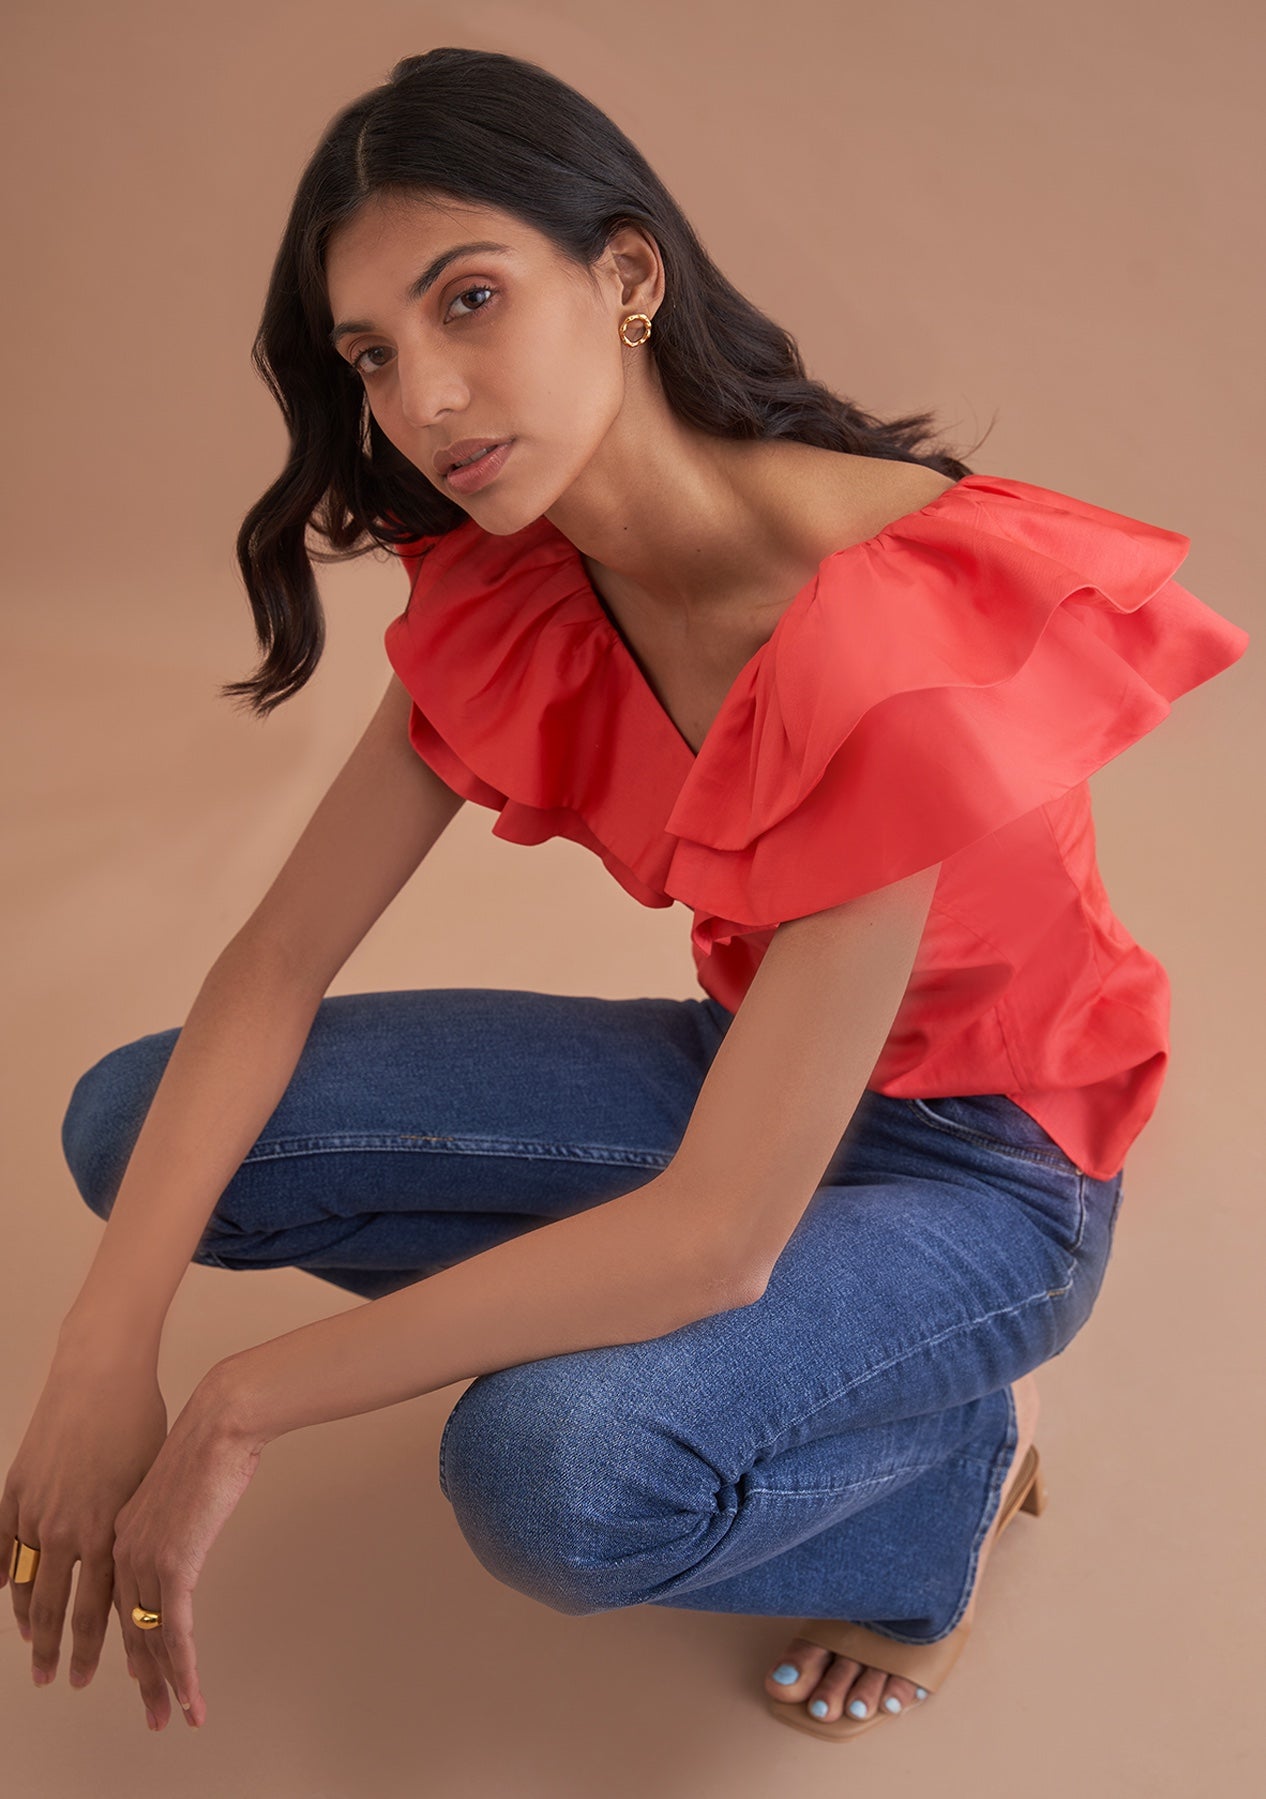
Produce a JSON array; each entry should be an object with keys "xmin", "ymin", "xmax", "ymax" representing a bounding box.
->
[{"xmin": 436, "ymin": 438, "xmax": 509, "ymax": 478}]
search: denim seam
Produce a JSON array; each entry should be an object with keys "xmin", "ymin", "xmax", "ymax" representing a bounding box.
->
[
  {"xmin": 900, "ymin": 1099, "xmax": 1078, "ymax": 1173},
  {"xmin": 439, "ymin": 1380, "xmax": 478, "ymax": 1500},
  {"xmin": 744, "ymin": 1460, "xmax": 944, "ymax": 1501},
  {"xmin": 241, "ymin": 1132, "xmax": 674, "ymax": 1172},
  {"xmin": 748, "ymin": 1279, "xmax": 1071, "ymax": 1462},
  {"xmin": 1069, "ymin": 1171, "xmax": 1088, "ymax": 1256},
  {"xmin": 847, "ymin": 1385, "xmax": 1020, "ymax": 1646}
]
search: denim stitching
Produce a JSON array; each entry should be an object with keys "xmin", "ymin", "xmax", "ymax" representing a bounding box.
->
[
  {"xmin": 930, "ymin": 1386, "xmax": 1019, "ymax": 1643},
  {"xmin": 744, "ymin": 1461, "xmax": 942, "ymax": 1501},
  {"xmin": 748, "ymin": 1277, "xmax": 1073, "ymax": 1460},
  {"xmin": 827, "ymin": 1388, "xmax": 1021, "ymax": 1647},
  {"xmin": 438, "ymin": 1381, "xmax": 478, "ymax": 1501},
  {"xmin": 901, "ymin": 1098, "xmax": 1079, "ymax": 1173},
  {"xmin": 240, "ymin": 1132, "xmax": 674, "ymax": 1172},
  {"xmin": 1069, "ymin": 1171, "xmax": 1088, "ymax": 1256}
]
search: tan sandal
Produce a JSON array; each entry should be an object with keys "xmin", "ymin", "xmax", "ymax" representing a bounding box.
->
[{"xmin": 764, "ymin": 1439, "xmax": 1048, "ymax": 1742}]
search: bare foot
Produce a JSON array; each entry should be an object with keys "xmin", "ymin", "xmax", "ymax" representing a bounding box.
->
[{"xmin": 764, "ymin": 1372, "xmax": 1042, "ymax": 1724}]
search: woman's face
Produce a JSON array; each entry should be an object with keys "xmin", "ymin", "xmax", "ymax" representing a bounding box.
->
[{"xmin": 324, "ymin": 192, "xmax": 659, "ymax": 531}]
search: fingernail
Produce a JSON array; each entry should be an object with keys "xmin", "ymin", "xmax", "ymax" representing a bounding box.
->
[
  {"xmin": 771, "ymin": 1662, "xmax": 800, "ymax": 1684},
  {"xmin": 847, "ymin": 1698, "xmax": 868, "ymax": 1717},
  {"xmin": 883, "ymin": 1694, "xmax": 903, "ymax": 1712},
  {"xmin": 32, "ymin": 1667, "xmax": 51, "ymax": 1686},
  {"xmin": 808, "ymin": 1698, "xmax": 829, "ymax": 1718},
  {"xmin": 146, "ymin": 1709, "xmax": 158, "ymax": 1730},
  {"xmin": 17, "ymin": 1623, "xmax": 31, "ymax": 1642},
  {"xmin": 69, "ymin": 1669, "xmax": 90, "ymax": 1689},
  {"xmin": 915, "ymin": 1686, "xmax": 928, "ymax": 1700}
]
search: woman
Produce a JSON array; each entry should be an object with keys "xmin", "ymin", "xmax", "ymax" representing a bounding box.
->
[{"xmin": 3, "ymin": 47, "xmax": 1249, "ymax": 1743}]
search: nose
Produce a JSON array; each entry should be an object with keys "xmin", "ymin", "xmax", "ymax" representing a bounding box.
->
[{"xmin": 394, "ymin": 353, "xmax": 470, "ymax": 438}]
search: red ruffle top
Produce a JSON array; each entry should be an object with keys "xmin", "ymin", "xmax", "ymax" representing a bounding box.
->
[{"xmin": 383, "ymin": 472, "xmax": 1250, "ymax": 1182}]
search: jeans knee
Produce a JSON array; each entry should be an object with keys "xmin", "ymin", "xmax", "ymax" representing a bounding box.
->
[
  {"xmin": 61, "ymin": 1029, "xmax": 180, "ymax": 1221},
  {"xmin": 438, "ymin": 1362, "xmax": 707, "ymax": 1616},
  {"xmin": 437, "ymin": 1370, "xmax": 592, "ymax": 1613}
]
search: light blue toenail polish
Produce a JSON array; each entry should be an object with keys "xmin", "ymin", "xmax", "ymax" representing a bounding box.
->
[
  {"xmin": 809, "ymin": 1699, "xmax": 829, "ymax": 1718},
  {"xmin": 915, "ymin": 1686, "xmax": 928, "ymax": 1700},
  {"xmin": 883, "ymin": 1695, "xmax": 902, "ymax": 1713},
  {"xmin": 771, "ymin": 1663, "xmax": 800, "ymax": 1685},
  {"xmin": 848, "ymin": 1699, "xmax": 868, "ymax": 1718}
]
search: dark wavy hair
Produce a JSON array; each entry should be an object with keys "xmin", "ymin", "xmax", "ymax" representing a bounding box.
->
[{"xmin": 226, "ymin": 45, "xmax": 988, "ymax": 718}]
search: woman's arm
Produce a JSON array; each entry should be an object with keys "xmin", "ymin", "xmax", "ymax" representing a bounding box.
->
[
  {"xmin": 58, "ymin": 674, "xmax": 465, "ymax": 1361},
  {"xmin": 205, "ymin": 864, "xmax": 940, "ymax": 1452},
  {"xmin": 205, "ymin": 1168, "xmax": 750, "ymax": 1448},
  {"xmin": 60, "ymin": 947, "xmax": 328, "ymax": 1361}
]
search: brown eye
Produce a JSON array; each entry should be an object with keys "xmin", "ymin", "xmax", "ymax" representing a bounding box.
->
[
  {"xmin": 346, "ymin": 284, "xmax": 499, "ymax": 379},
  {"xmin": 350, "ymin": 346, "xmax": 389, "ymax": 376},
  {"xmin": 445, "ymin": 283, "xmax": 498, "ymax": 320}
]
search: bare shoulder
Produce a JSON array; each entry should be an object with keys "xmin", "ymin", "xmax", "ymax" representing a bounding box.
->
[
  {"xmin": 745, "ymin": 442, "xmax": 959, "ymax": 565},
  {"xmin": 852, "ymin": 452, "xmax": 959, "ymax": 510},
  {"xmin": 815, "ymin": 450, "xmax": 959, "ymax": 550}
]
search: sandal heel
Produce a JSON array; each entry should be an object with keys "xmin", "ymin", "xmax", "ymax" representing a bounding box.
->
[
  {"xmin": 1019, "ymin": 1455, "xmax": 1047, "ymax": 1517},
  {"xmin": 997, "ymin": 1443, "xmax": 1046, "ymax": 1534}
]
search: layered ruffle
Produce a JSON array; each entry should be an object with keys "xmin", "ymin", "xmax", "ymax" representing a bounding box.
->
[
  {"xmin": 384, "ymin": 514, "xmax": 693, "ymax": 911},
  {"xmin": 383, "ymin": 473, "xmax": 1250, "ymax": 961}
]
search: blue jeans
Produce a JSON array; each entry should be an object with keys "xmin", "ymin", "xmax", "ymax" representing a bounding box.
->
[{"xmin": 61, "ymin": 987, "xmax": 1124, "ymax": 1642}]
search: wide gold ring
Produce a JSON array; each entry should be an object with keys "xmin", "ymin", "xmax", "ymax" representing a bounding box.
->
[
  {"xmin": 131, "ymin": 1605, "xmax": 163, "ymax": 1630},
  {"xmin": 9, "ymin": 1540, "xmax": 39, "ymax": 1583}
]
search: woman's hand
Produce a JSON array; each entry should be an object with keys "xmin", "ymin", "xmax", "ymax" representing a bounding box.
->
[
  {"xmin": 108, "ymin": 1370, "xmax": 262, "ymax": 1732},
  {"xmin": 2, "ymin": 1353, "xmax": 169, "ymax": 1692}
]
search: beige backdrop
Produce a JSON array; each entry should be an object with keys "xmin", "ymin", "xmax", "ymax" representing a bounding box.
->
[{"xmin": 3, "ymin": 2, "xmax": 1262, "ymax": 1794}]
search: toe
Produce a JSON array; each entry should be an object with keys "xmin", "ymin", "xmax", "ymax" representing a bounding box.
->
[
  {"xmin": 765, "ymin": 1637, "xmax": 832, "ymax": 1705},
  {"xmin": 876, "ymin": 1673, "xmax": 922, "ymax": 1715},
  {"xmin": 802, "ymin": 1652, "xmax": 866, "ymax": 1722},
  {"xmin": 835, "ymin": 1661, "xmax": 890, "ymax": 1722}
]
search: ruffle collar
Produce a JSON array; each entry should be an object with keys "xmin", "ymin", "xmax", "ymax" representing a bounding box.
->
[{"xmin": 385, "ymin": 473, "xmax": 1195, "ymax": 874}]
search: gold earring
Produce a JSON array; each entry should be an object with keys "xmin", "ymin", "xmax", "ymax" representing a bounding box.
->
[{"xmin": 619, "ymin": 312, "xmax": 653, "ymax": 347}]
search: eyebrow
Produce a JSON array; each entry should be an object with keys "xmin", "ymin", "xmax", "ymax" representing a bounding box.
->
[{"xmin": 327, "ymin": 241, "xmax": 515, "ymax": 348}]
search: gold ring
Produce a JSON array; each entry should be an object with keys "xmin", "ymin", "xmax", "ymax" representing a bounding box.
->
[{"xmin": 9, "ymin": 1541, "xmax": 39, "ymax": 1583}]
